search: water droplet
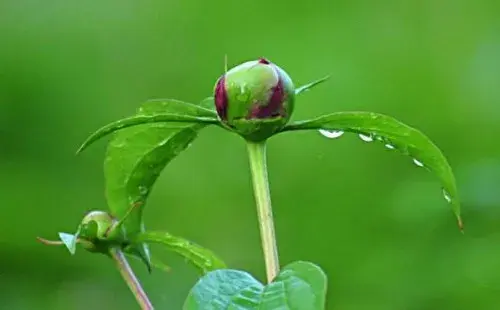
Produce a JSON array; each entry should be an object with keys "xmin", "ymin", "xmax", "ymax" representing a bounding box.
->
[
  {"xmin": 111, "ymin": 141, "xmax": 126, "ymax": 148},
  {"xmin": 412, "ymin": 158, "xmax": 424, "ymax": 167},
  {"xmin": 359, "ymin": 133, "xmax": 373, "ymax": 142},
  {"xmin": 319, "ymin": 129, "xmax": 344, "ymax": 139},
  {"xmin": 385, "ymin": 144, "xmax": 395, "ymax": 150},
  {"xmin": 443, "ymin": 189, "xmax": 452, "ymax": 203},
  {"xmin": 138, "ymin": 186, "xmax": 149, "ymax": 195}
]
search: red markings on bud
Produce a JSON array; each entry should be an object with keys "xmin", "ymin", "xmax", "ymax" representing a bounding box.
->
[
  {"xmin": 258, "ymin": 58, "xmax": 271, "ymax": 64},
  {"xmin": 213, "ymin": 58, "xmax": 295, "ymax": 141},
  {"xmin": 247, "ymin": 78, "xmax": 286, "ymax": 119},
  {"xmin": 214, "ymin": 76, "xmax": 228, "ymax": 120}
]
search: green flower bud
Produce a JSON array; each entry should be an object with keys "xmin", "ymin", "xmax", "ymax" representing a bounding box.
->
[
  {"xmin": 214, "ymin": 58, "xmax": 295, "ymax": 141},
  {"xmin": 81, "ymin": 210, "xmax": 115, "ymax": 240},
  {"xmin": 79, "ymin": 210, "xmax": 122, "ymax": 253}
]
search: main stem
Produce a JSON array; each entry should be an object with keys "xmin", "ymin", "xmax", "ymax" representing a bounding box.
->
[
  {"xmin": 109, "ymin": 247, "xmax": 154, "ymax": 310},
  {"xmin": 246, "ymin": 140, "xmax": 280, "ymax": 283}
]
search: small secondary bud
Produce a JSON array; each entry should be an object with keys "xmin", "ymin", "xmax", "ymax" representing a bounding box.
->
[
  {"xmin": 214, "ymin": 58, "xmax": 295, "ymax": 141},
  {"xmin": 77, "ymin": 210, "xmax": 132, "ymax": 254},
  {"xmin": 81, "ymin": 210, "xmax": 115, "ymax": 240}
]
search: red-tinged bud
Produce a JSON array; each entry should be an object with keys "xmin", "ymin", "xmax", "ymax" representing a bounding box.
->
[{"xmin": 214, "ymin": 58, "xmax": 295, "ymax": 141}]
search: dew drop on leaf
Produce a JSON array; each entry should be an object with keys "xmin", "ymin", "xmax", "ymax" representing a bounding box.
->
[
  {"xmin": 443, "ymin": 189, "xmax": 452, "ymax": 203},
  {"xmin": 138, "ymin": 186, "xmax": 149, "ymax": 195},
  {"xmin": 283, "ymin": 112, "xmax": 463, "ymax": 230},
  {"xmin": 359, "ymin": 133, "xmax": 374, "ymax": 142},
  {"xmin": 112, "ymin": 141, "xmax": 126, "ymax": 148},
  {"xmin": 319, "ymin": 129, "xmax": 344, "ymax": 139},
  {"xmin": 412, "ymin": 158, "xmax": 424, "ymax": 167}
]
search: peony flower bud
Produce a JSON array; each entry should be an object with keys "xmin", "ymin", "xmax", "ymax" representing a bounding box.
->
[
  {"xmin": 81, "ymin": 210, "xmax": 116, "ymax": 240},
  {"xmin": 214, "ymin": 58, "xmax": 295, "ymax": 141},
  {"xmin": 78, "ymin": 210, "xmax": 122, "ymax": 253}
]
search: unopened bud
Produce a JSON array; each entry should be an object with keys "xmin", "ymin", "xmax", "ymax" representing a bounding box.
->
[{"xmin": 214, "ymin": 58, "xmax": 295, "ymax": 141}]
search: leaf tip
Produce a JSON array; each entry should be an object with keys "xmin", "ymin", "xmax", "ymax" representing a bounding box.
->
[
  {"xmin": 295, "ymin": 75, "xmax": 331, "ymax": 95},
  {"xmin": 224, "ymin": 54, "xmax": 228, "ymax": 73},
  {"xmin": 457, "ymin": 216, "xmax": 464, "ymax": 234},
  {"xmin": 314, "ymin": 74, "xmax": 331, "ymax": 85},
  {"xmin": 75, "ymin": 140, "xmax": 90, "ymax": 155}
]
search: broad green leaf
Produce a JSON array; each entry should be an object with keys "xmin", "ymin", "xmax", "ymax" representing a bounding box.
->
[
  {"xmin": 282, "ymin": 112, "xmax": 463, "ymax": 229},
  {"xmin": 295, "ymin": 76, "xmax": 330, "ymax": 95},
  {"xmin": 58, "ymin": 232, "xmax": 78, "ymax": 255},
  {"xmin": 134, "ymin": 231, "xmax": 226, "ymax": 274},
  {"xmin": 102, "ymin": 99, "xmax": 217, "ymax": 271},
  {"xmin": 183, "ymin": 261, "xmax": 327, "ymax": 310}
]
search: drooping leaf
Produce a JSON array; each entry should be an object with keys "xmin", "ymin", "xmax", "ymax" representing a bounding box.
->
[
  {"xmin": 58, "ymin": 232, "xmax": 78, "ymax": 255},
  {"xmin": 134, "ymin": 231, "xmax": 226, "ymax": 274},
  {"xmin": 295, "ymin": 76, "xmax": 330, "ymax": 95},
  {"xmin": 282, "ymin": 112, "xmax": 462, "ymax": 229},
  {"xmin": 125, "ymin": 251, "xmax": 172, "ymax": 272},
  {"xmin": 102, "ymin": 99, "xmax": 217, "ymax": 270},
  {"xmin": 183, "ymin": 261, "xmax": 327, "ymax": 309}
]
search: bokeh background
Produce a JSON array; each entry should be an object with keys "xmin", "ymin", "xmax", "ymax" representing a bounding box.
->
[{"xmin": 1, "ymin": 0, "xmax": 500, "ymax": 309}]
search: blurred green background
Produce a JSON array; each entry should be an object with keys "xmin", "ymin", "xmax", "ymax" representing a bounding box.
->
[{"xmin": 1, "ymin": 0, "xmax": 500, "ymax": 309}]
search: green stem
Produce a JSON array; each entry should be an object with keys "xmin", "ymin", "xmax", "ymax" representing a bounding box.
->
[
  {"xmin": 109, "ymin": 247, "xmax": 154, "ymax": 310},
  {"xmin": 246, "ymin": 140, "xmax": 280, "ymax": 283}
]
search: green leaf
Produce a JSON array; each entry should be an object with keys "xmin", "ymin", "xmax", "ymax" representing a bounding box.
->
[
  {"xmin": 197, "ymin": 96, "xmax": 217, "ymax": 110},
  {"xmin": 183, "ymin": 261, "xmax": 327, "ymax": 309},
  {"xmin": 58, "ymin": 232, "xmax": 78, "ymax": 255},
  {"xmin": 76, "ymin": 98, "xmax": 218, "ymax": 154},
  {"xmin": 282, "ymin": 111, "xmax": 463, "ymax": 229},
  {"xmin": 125, "ymin": 251, "xmax": 172, "ymax": 272},
  {"xmin": 295, "ymin": 76, "xmax": 330, "ymax": 95},
  {"xmin": 76, "ymin": 113, "xmax": 219, "ymax": 154},
  {"xmin": 102, "ymin": 99, "xmax": 217, "ymax": 271},
  {"xmin": 134, "ymin": 231, "xmax": 226, "ymax": 274}
]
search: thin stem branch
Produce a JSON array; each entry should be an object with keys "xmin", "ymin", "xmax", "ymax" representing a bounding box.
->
[
  {"xmin": 246, "ymin": 140, "xmax": 280, "ymax": 283},
  {"xmin": 109, "ymin": 247, "xmax": 154, "ymax": 310}
]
